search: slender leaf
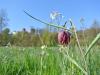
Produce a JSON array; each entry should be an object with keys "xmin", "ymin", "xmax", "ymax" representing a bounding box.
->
[
  {"xmin": 24, "ymin": 11, "xmax": 70, "ymax": 31},
  {"xmin": 85, "ymin": 33, "xmax": 100, "ymax": 56}
]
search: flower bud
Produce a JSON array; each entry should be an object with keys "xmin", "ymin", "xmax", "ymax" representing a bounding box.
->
[{"xmin": 58, "ymin": 30, "xmax": 70, "ymax": 45}]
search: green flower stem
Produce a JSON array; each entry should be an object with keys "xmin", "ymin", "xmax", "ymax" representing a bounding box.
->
[{"xmin": 70, "ymin": 19, "xmax": 88, "ymax": 72}]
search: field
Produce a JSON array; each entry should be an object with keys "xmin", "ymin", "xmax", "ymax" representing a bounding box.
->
[
  {"xmin": 0, "ymin": 1, "xmax": 100, "ymax": 75},
  {"xmin": 0, "ymin": 46, "xmax": 100, "ymax": 75}
]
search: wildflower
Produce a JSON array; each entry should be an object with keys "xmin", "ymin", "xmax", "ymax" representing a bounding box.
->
[
  {"xmin": 50, "ymin": 11, "xmax": 61, "ymax": 20},
  {"xmin": 41, "ymin": 45, "xmax": 47, "ymax": 50},
  {"xmin": 50, "ymin": 11, "xmax": 64, "ymax": 23},
  {"xmin": 58, "ymin": 30, "xmax": 70, "ymax": 45}
]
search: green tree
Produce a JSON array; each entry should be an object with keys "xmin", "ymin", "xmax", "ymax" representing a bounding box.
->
[{"xmin": 1, "ymin": 28, "xmax": 10, "ymax": 46}]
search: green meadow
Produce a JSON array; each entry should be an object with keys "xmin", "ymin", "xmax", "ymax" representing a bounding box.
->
[{"xmin": 0, "ymin": 46, "xmax": 99, "ymax": 75}]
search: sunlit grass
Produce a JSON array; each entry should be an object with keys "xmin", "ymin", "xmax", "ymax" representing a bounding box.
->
[{"xmin": 0, "ymin": 46, "xmax": 99, "ymax": 75}]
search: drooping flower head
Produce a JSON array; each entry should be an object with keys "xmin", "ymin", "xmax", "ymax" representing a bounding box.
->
[{"xmin": 58, "ymin": 30, "xmax": 70, "ymax": 45}]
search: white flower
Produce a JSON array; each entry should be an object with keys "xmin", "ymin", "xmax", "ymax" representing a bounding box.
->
[
  {"xmin": 50, "ymin": 11, "xmax": 62, "ymax": 20},
  {"xmin": 41, "ymin": 45, "xmax": 47, "ymax": 49}
]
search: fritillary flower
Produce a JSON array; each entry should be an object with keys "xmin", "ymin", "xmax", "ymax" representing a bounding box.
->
[{"xmin": 58, "ymin": 30, "xmax": 70, "ymax": 45}]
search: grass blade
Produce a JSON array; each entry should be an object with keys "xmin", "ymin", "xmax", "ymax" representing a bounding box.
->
[
  {"xmin": 85, "ymin": 33, "xmax": 100, "ymax": 57},
  {"xmin": 63, "ymin": 52, "xmax": 87, "ymax": 75}
]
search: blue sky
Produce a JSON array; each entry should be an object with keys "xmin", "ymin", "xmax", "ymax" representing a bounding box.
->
[{"xmin": 0, "ymin": 0, "xmax": 100, "ymax": 32}]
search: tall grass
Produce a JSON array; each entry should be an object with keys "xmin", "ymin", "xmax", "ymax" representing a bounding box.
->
[{"xmin": 0, "ymin": 46, "xmax": 99, "ymax": 75}]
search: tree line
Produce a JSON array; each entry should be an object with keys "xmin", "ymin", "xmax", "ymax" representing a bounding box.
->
[
  {"xmin": 0, "ymin": 24, "xmax": 99, "ymax": 47},
  {"xmin": 0, "ymin": 9, "xmax": 100, "ymax": 47}
]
